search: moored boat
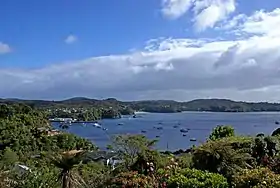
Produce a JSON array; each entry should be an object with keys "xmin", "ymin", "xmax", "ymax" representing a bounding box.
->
[{"xmin": 180, "ymin": 129, "xmax": 188, "ymax": 133}]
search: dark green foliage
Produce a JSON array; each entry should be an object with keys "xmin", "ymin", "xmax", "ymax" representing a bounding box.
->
[
  {"xmin": 110, "ymin": 135, "xmax": 157, "ymax": 170},
  {"xmin": 0, "ymin": 148, "xmax": 18, "ymax": 167},
  {"xmin": 272, "ymin": 128, "xmax": 280, "ymax": 136},
  {"xmin": 193, "ymin": 138, "xmax": 253, "ymax": 178},
  {"xmin": 257, "ymin": 133, "xmax": 265, "ymax": 137},
  {"xmin": 49, "ymin": 108, "xmax": 103, "ymax": 121},
  {"xmin": 209, "ymin": 125, "xmax": 235, "ymax": 141},
  {"xmin": 77, "ymin": 162, "xmax": 110, "ymax": 188},
  {"xmin": 51, "ymin": 133, "xmax": 97, "ymax": 151},
  {"xmin": 176, "ymin": 153, "xmax": 193, "ymax": 169},
  {"xmin": 167, "ymin": 168, "xmax": 229, "ymax": 188},
  {"xmin": 252, "ymin": 136, "xmax": 279, "ymax": 165},
  {"xmin": 4, "ymin": 98, "xmax": 280, "ymax": 114},
  {"xmin": 11, "ymin": 167, "xmax": 59, "ymax": 188},
  {"xmin": 101, "ymin": 109, "xmax": 121, "ymax": 119}
]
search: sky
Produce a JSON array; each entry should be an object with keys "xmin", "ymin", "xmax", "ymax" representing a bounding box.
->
[{"xmin": 1, "ymin": 0, "xmax": 280, "ymax": 102}]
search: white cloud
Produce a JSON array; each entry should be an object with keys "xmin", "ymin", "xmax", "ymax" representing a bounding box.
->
[
  {"xmin": 161, "ymin": 0, "xmax": 194, "ymax": 19},
  {"xmin": 1, "ymin": 8, "xmax": 280, "ymax": 101},
  {"xmin": 65, "ymin": 35, "xmax": 78, "ymax": 44},
  {"xmin": 161, "ymin": 0, "xmax": 236, "ymax": 31},
  {"xmin": 193, "ymin": 0, "xmax": 236, "ymax": 31},
  {"xmin": 218, "ymin": 8, "xmax": 280, "ymax": 37},
  {"xmin": 237, "ymin": 8, "xmax": 280, "ymax": 37},
  {"xmin": 0, "ymin": 42, "xmax": 12, "ymax": 54}
]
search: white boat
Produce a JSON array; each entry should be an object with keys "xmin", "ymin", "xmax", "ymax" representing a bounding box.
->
[{"xmin": 93, "ymin": 123, "xmax": 101, "ymax": 128}]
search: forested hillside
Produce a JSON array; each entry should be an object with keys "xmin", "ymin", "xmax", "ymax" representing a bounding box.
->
[{"xmin": 1, "ymin": 98, "xmax": 280, "ymax": 113}]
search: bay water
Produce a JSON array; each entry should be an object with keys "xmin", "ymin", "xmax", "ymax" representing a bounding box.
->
[{"xmin": 52, "ymin": 111, "xmax": 280, "ymax": 151}]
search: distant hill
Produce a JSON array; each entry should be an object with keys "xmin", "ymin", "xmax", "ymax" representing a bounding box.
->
[
  {"xmin": 1, "ymin": 97, "xmax": 280, "ymax": 113},
  {"xmin": 183, "ymin": 99, "xmax": 280, "ymax": 112}
]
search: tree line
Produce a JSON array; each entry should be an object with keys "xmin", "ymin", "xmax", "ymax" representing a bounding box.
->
[{"xmin": 3, "ymin": 97, "xmax": 280, "ymax": 114}]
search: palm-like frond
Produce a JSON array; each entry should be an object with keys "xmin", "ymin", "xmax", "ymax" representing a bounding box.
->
[
  {"xmin": 193, "ymin": 139, "xmax": 253, "ymax": 178},
  {"xmin": 51, "ymin": 150, "xmax": 87, "ymax": 188}
]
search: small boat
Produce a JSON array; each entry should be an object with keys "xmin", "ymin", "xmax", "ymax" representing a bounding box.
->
[
  {"xmin": 102, "ymin": 128, "xmax": 108, "ymax": 131},
  {"xmin": 173, "ymin": 125, "xmax": 179, "ymax": 128},
  {"xmin": 180, "ymin": 129, "xmax": 188, "ymax": 133},
  {"xmin": 118, "ymin": 123, "xmax": 124, "ymax": 126},
  {"xmin": 276, "ymin": 121, "xmax": 279, "ymax": 125},
  {"xmin": 158, "ymin": 122, "xmax": 163, "ymax": 125},
  {"xmin": 157, "ymin": 127, "xmax": 163, "ymax": 130},
  {"xmin": 183, "ymin": 134, "xmax": 187, "ymax": 137},
  {"xmin": 93, "ymin": 123, "xmax": 101, "ymax": 128},
  {"xmin": 156, "ymin": 135, "xmax": 160, "ymax": 138},
  {"xmin": 132, "ymin": 115, "xmax": 137, "ymax": 118},
  {"xmin": 65, "ymin": 119, "xmax": 72, "ymax": 124},
  {"xmin": 190, "ymin": 138, "xmax": 197, "ymax": 142},
  {"xmin": 141, "ymin": 130, "xmax": 147, "ymax": 133}
]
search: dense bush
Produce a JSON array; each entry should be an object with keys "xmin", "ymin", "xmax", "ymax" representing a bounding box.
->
[
  {"xmin": 272, "ymin": 128, "xmax": 280, "ymax": 136},
  {"xmin": 232, "ymin": 168, "xmax": 280, "ymax": 188},
  {"xmin": 78, "ymin": 162, "xmax": 110, "ymax": 188},
  {"xmin": 209, "ymin": 125, "xmax": 235, "ymax": 141},
  {"xmin": 110, "ymin": 134, "xmax": 157, "ymax": 169},
  {"xmin": 167, "ymin": 168, "xmax": 228, "ymax": 188},
  {"xmin": 193, "ymin": 138, "xmax": 253, "ymax": 178}
]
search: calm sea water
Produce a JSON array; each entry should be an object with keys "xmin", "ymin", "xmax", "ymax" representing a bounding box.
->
[{"xmin": 52, "ymin": 112, "xmax": 280, "ymax": 151}]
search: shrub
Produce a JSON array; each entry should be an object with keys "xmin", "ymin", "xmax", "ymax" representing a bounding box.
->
[
  {"xmin": 272, "ymin": 128, "xmax": 280, "ymax": 136},
  {"xmin": 251, "ymin": 136, "xmax": 280, "ymax": 167},
  {"xmin": 209, "ymin": 125, "xmax": 235, "ymax": 141},
  {"xmin": 232, "ymin": 168, "xmax": 280, "ymax": 188},
  {"xmin": 167, "ymin": 168, "xmax": 228, "ymax": 188},
  {"xmin": 78, "ymin": 162, "xmax": 110, "ymax": 188},
  {"xmin": 176, "ymin": 153, "xmax": 193, "ymax": 169},
  {"xmin": 108, "ymin": 171, "xmax": 158, "ymax": 188}
]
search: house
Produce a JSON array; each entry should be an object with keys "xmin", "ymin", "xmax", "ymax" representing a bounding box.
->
[
  {"xmin": 14, "ymin": 164, "xmax": 31, "ymax": 175},
  {"xmin": 37, "ymin": 127, "xmax": 61, "ymax": 136},
  {"xmin": 84, "ymin": 151, "xmax": 122, "ymax": 170},
  {"xmin": 47, "ymin": 129, "xmax": 61, "ymax": 136}
]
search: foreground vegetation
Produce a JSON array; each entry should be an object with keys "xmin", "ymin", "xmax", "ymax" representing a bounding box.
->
[{"xmin": 2, "ymin": 103, "xmax": 280, "ymax": 187}]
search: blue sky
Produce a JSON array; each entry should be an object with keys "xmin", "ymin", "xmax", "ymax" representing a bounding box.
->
[
  {"xmin": 1, "ymin": 0, "xmax": 277, "ymax": 68},
  {"xmin": 1, "ymin": 0, "xmax": 187, "ymax": 68},
  {"xmin": 1, "ymin": 0, "xmax": 280, "ymax": 101}
]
